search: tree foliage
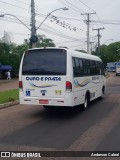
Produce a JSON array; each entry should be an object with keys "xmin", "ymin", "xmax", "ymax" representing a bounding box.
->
[
  {"xmin": 0, "ymin": 34, "xmax": 55, "ymax": 76},
  {"xmin": 0, "ymin": 42, "xmax": 28, "ymax": 76},
  {"xmin": 37, "ymin": 34, "xmax": 55, "ymax": 47},
  {"xmin": 92, "ymin": 41, "xmax": 120, "ymax": 65}
]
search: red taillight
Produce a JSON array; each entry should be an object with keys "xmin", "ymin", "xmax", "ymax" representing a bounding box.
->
[
  {"xmin": 19, "ymin": 81, "xmax": 23, "ymax": 89},
  {"xmin": 66, "ymin": 81, "xmax": 72, "ymax": 92}
]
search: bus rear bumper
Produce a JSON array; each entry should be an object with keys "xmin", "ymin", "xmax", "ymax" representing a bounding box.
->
[{"xmin": 19, "ymin": 92, "xmax": 74, "ymax": 107}]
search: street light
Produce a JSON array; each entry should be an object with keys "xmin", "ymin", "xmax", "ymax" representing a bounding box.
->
[
  {"xmin": 30, "ymin": 7, "xmax": 68, "ymax": 47},
  {"xmin": 31, "ymin": 7, "xmax": 68, "ymax": 47},
  {"xmin": 0, "ymin": 13, "xmax": 31, "ymax": 31},
  {"xmin": 0, "ymin": 7, "xmax": 68, "ymax": 47},
  {"xmin": 0, "ymin": 13, "xmax": 33, "ymax": 47},
  {"xmin": 36, "ymin": 7, "xmax": 69, "ymax": 30}
]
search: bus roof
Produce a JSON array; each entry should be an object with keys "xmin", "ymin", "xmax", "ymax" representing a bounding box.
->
[
  {"xmin": 69, "ymin": 50, "xmax": 101, "ymax": 61},
  {"xmin": 27, "ymin": 47, "xmax": 102, "ymax": 62}
]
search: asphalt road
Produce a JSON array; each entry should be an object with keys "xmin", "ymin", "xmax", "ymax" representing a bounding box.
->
[{"xmin": 0, "ymin": 73, "xmax": 120, "ymax": 160}]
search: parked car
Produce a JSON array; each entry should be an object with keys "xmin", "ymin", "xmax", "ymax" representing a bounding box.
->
[
  {"xmin": 116, "ymin": 62, "xmax": 120, "ymax": 76},
  {"xmin": 106, "ymin": 62, "xmax": 117, "ymax": 72}
]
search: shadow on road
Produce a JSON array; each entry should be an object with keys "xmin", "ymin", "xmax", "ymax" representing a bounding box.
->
[{"xmin": 29, "ymin": 98, "xmax": 102, "ymax": 120}]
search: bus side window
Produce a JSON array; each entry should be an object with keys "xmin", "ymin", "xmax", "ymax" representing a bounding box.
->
[
  {"xmin": 95, "ymin": 61, "xmax": 100, "ymax": 75},
  {"xmin": 99, "ymin": 62, "xmax": 104, "ymax": 75},
  {"xmin": 82, "ymin": 59, "xmax": 91, "ymax": 76},
  {"xmin": 90, "ymin": 61, "xmax": 96, "ymax": 75},
  {"xmin": 86, "ymin": 60, "xmax": 90, "ymax": 75},
  {"xmin": 74, "ymin": 58, "xmax": 80, "ymax": 77},
  {"xmin": 72, "ymin": 58, "xmax": 76, "ymax": 77},
  {"xmin": 79, "ymin": 59, "xmax": 84, "ymax": 76},
  {"xmin": 83, "ymin": 59, "xmax": 87, "ymax": 76},
  {"xmin": 102, "ymin": 63, "xmax": 105, "ymax": 75}
]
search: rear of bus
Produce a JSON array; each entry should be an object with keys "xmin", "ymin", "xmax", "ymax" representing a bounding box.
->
[{"xmin": 19, "ymin": 48, "xmax": 73, "ymax": 107}]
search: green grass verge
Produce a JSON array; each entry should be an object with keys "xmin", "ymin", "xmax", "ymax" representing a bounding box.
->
[{"xmin": 0, "ymin": 89, "xmax": 19, "ymax": 104}]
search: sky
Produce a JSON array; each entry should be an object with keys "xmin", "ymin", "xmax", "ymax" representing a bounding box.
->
[{"xmin": 0, "ymin": 0, "xmax": 120, "ymax": 51}]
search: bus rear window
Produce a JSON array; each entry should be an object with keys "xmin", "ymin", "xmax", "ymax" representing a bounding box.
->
[{"xmin": 22, "ymin": 49, "xmax": 67, "ymax": 75}]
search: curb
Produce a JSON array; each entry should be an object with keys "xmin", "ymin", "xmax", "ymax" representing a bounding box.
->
[{"xmin": 0, "ymin": 100, "xmax": 19, "ymax": 109}]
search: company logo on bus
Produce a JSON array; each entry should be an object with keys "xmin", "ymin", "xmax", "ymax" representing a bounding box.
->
[{"xmin": 26, "ymin": 77, "xmax": 61, "ymax": 81}]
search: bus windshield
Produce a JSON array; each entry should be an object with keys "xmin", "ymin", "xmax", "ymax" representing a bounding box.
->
[{"xmin": 22, "ymin": 49, "xmax": 67, "ymax": 75}]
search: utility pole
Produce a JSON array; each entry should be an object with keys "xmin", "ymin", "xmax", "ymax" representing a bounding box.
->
[
  {"xmin": 81, "ymin": 12, "xmax": 96, "ymax": 54},
  {"xmin": 89, "ymin": 41, "xmax": 95, "ymax": 53},
  {"xmin": 92, "ymin": 27, "xmax": 105, "ymax": 56},
  {"xmin": 30, "ymin": 0, "xmax": 38, "ymax": 48}
]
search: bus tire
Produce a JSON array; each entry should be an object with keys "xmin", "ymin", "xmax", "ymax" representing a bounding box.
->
[
  {"xmin": 116, "ymin": 73, "xmax": 118, "ymax": 76},
  {"xmin": 82, "ymin": 93, "xmax": 90, "ymax": 111},
  {"xmin": 100, "ymin": 86, "xmax": 105, "ymax": 99}
]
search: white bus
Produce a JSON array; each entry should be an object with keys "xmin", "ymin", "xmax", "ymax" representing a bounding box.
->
[{"xmin": 19, "ymin": 48, "xmax": 106, "ymax": 110}]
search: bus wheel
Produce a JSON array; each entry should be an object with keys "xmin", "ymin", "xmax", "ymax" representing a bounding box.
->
[
  {"xmin": 82, "ymin": 95, "xmax": 89, "ymax": 110},
  {"xmin": 100, "ymin": 86, "xmax": 105, "ymax": 99}
]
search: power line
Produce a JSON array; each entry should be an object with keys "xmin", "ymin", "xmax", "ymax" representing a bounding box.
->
[
  {"xmin": 14, "ymin": 0, "xmax": 47, "ymax": 16},
  {"xmin": 36, "ymin": 13, "xmax": 83, "ymax": 22},
  {"xmin": 69, "ymin": 43, "xmax": 86, "ymax": 48},
  {"xmin": 95, "ymin": 14, "xmax": 104, "ymax": 28},
  {"xmin": 39, "ymin": 27, "xmax": 83, "ymax": 41},
  {"xmin": 0, "ymin": 1, "xmax": 87, "ymax": 44},
  {"xmin": 55, "ymin": 38, "xmax": 86, "ymax": 44},
  {"xmin": 1, "ymin": 16, "xmax": 85, "ymax": 42},
  {"xmin": 0, "ymin": 0, "xmax": 28, "ymax": 11},
  {"xmin": 64, "ymin": 0, "xmax": 86, "ymax": 13},
  {"xmin": 58, "ymin": 0, "xmax": 83, "ymax": 14},
  {"xmin": 1, "ymin": 14, "xmax": 83, "ymax": 40},
  {"xmin": 77, "ymin": 0, "xmax": 104, "ymax": 28},
  {"xmin": 0, "ymin": 31, "xmax": 30, "ymax": 36},
  {"xmin": 38, "ymin": 19, "xmax": 86, "ymax": 40},
  {"xmin": 56, "ymin": 40, "xmax": 79, "ymax": 45},
  {"xmin": 6, "ymin": 0, "xmax": 83, "ymax": 34},
  {"xmin": 14, "ymin": 0, "xmax": 30, "ymax": 6},
  {"xmin": 91, "ymin": 20, "xmax": 120, "ymax": 25},
  {"xmin": 36, "ymin": 13, "xmax": 82, "ymax": 33},
  {"xmin": 54, "ymin": 16, "xmax": 83, "ymax": 21},
  {"xmin": 0, "ymin": 17, "xmax": 30, "ymax": 26},
  {"xmin": 78, "ymin": 0, "xmax": 95, "ymax": 13},
  {"xmin": 0, "ymin": 14, "xmax": 30, "ymax": 24}
]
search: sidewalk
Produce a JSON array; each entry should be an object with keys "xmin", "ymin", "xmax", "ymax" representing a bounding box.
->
[{"xmin": 0, "ymin": 79, "xmax": 18, "ymax": 92}]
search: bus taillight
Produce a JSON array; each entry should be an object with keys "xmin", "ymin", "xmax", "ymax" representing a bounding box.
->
[
  {"xmin": 66, "ymin": 81, "xmax": 72, "ymax": 92},
  {"xmin": 19, "ymin": 81, "xmax": 23, "ymax": 89}
]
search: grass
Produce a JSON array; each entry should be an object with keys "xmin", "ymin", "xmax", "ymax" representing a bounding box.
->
[{"xmin": 0, "ymin": 89, "xmax": 19, "ymax": 104}]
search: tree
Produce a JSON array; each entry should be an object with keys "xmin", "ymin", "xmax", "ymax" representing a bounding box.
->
[
  {"xmin": 0, "ymin": 42, "xmax": 28, "ymax": 76},
  {"xmin": 92, "ymin": 41, "xmax": 120, "ymax": 65},
  {"xmin": 0, "ymin": 41, "xmax": 11, "ymax": 54},
  {"xmin": 36, "ymin": 34, "xmax": 55, "ymax": 47},
  {"xmin": 0, "ymin": 34, "xmax": 55, "ymax": 76}
]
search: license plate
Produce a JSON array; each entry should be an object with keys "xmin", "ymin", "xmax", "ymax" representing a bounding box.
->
[{"xmin": 39, "ymin": 100, "xmax": 48, "ymax": 104}]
